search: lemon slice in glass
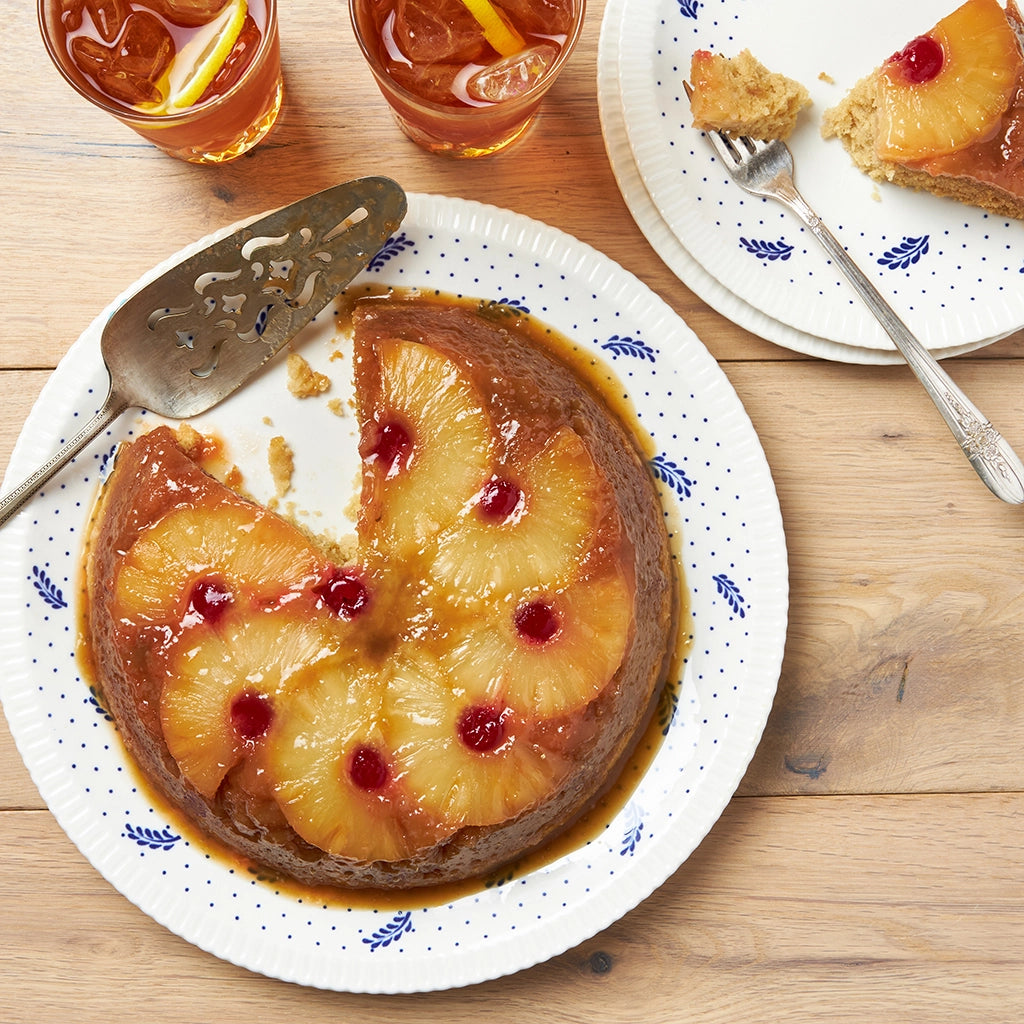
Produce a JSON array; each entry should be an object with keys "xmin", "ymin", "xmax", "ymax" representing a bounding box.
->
[
  {"xmin": 149, "ymin": 0, "xmax": 248, "ymax": 114},
  {"xmin": 458, "ymin": 0, "xmax": 525, "ymax": 57}
]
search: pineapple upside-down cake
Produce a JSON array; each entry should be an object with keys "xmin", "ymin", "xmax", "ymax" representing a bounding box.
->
[
  {"xmin": 822, "ymin": 0, "xmax": 1024, "ymax": 219},
  {"xmin": 83, "ymin": 293, "xmax": 677, "ymax": 890}
]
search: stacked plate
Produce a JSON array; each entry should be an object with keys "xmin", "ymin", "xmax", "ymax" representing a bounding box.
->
[{"xmin": 598, "ymin": 0, "xmax": 1024, "ymax": 363}]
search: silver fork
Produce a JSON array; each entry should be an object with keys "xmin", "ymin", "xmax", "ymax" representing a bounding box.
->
[{"xmin": 686, "ymin": 92, "xmax": 1024, "ymax": 505}]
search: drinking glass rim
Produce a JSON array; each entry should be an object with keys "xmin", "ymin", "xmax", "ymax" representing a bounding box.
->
[
  {"xmin": 37, "ymin": 0, "xmax": 279, "ymax": 125},
  {"xmin": 348, "ymin": 0, "xmax": 587, "ymax": 117}
]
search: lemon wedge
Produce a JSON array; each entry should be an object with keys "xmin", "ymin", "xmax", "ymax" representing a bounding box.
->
[
  {"xmin": 457, "ymin": 0, "xmax": 525, "ymax": 57},
  {"xmin": 149, "ymin": 0, "xmax": 248, "ymax": 114}
]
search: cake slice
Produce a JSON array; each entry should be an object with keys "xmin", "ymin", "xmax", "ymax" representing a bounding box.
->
[
  {"xmin": 688, "ymin": 49, "xmax": 811, "ymax": 140},
  {"xmin": 821, "ymin": 0, "xmax": 1024, "ymax": 219}
]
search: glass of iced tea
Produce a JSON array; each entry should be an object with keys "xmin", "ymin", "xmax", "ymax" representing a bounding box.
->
[
  {"xmin": 349, "ymin": 0, "xmax": 585, "ymax": 158},
  {"xmin": 38, "ymin": 0, "xmax": 282, "ymax": 164}
]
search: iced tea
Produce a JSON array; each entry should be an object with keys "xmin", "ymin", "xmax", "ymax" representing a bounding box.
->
[
  {"xmin": 38, "ymin": 0, "xmax": 282, "ymax": 163},
  {"xmin": 350, "ymin": 0, "xmax": 585, "ymax": 157}
]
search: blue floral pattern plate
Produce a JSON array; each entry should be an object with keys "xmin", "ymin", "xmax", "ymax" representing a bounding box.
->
[
  {"xmin": 618, "ymin": 0, "xmax": 1024, "ymax": 353},
  {"xmin": 0, "ymin": 194, "xmax": 788, "ymax": 993},
  {"xmin": 597, "ymin": 0, "xmax": 1009, "ymax": 363}
]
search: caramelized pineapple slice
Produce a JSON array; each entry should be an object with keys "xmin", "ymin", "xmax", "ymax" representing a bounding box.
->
[
  {"xmin": 268, "ymin": 658, "xmax": 449, "ymax": 861},
  {"xmin": 446, "ymin": 566, "xmax": 633, "ymax": 717},
  {"xmin": 114, "ymin": 502, "xmax": 323, "ymax": 623},
  {"xmin": 877, "ymin": 0, "xmax": 1023, "ymax": 161},
  {"xmin": 360, "ymin": 339, "xmax": 492, "ymax": 558},
  {"xmin": 430, "ymin": 428, "xmax": 604, "ymax": 601},
  {"xmin": 387, "ymin": 650, "xmax": 567, "ymax": 828},
  {"xmin": 160, "ymin": 611, "xmax": 342, "ymax": 799}
]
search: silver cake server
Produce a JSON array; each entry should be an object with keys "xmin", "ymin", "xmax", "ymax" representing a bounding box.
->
[{"xmin": 0, "ymin": 176, "xmax": 408, "ymax": 528}]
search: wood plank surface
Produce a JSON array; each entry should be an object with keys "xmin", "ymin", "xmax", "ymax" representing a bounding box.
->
[
  {"xmin": 1, "ymin": 0, "xmax": 1022, "ymax": 1019},
  {"xmin": 730, "ymin": 360, "xmax": 1024, "ymax": 796},
  {"xmin": 1, "ymin": 794, "xmax": 1021, "ymax": 1024}
]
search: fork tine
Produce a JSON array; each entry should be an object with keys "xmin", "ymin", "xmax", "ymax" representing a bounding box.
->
[{"xmin": 706, "ymin": 125, "xmax": 743, "ymax": 165}]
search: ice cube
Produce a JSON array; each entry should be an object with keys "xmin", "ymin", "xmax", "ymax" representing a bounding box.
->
[
  {"xmin": 70, "ymin": 10, "xmax": 174, "ymax": 105},
  {"xmin": 492, "ymin": 0, "xmax": 574, "ymax": 37},
  {"xmin": 61, "ymin": 0, "xmax": 131, "ymax": 43},
  {"xmin": 393, "ymin": 0, "xmax": 488, "ymax": 64},
  {"xmin": 465, "ymin": 43, "xmax": 559, "ymax": 104},
  {"xmin": 387, "ymin": 58, "xmax": 465, "ymax": 106}
]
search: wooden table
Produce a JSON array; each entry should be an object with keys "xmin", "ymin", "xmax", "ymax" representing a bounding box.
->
[{"xmin": 2, "ymin": 1, "xmax": 1022, "ymax": 1020}]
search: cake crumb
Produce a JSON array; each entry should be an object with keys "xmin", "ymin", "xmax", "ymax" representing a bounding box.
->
[
  {"xmin": 174, "ymin": 421, "xmax": 205, "ymax": 457},
  {"xmin": 818, "ymin": 71, "xmax": 835, "ymax": 85},
  {"xmin": 173, "ymin": 422, "xmax": 240, "ymax": 483},
  {"xmin": 327, "ymin": 398, "xmax": 347, "ymax": 418},
  {"xmin": 268, "ymin": 435, "xmax": 294, "ymax": 498},
  {"xmin": 287, "ymin": 352, "xmax": 331, "ymax": 398}
]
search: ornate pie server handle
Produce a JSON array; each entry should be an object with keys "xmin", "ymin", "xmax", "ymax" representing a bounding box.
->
[
  {"xmin": 0, "ymin": 389, "xmax": 128, "ymax": 530},
  {"xmin": 779, "ymin": 179, "xmax": 1024, "ymax": 505}
]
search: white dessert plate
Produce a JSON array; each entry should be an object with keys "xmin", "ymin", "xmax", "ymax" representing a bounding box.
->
[
  {"xmin": 597, "ymin": 0, "xmax": 1006, "ymax": 363},
  {"xmin": 617, "ymin": 0, "xmax": 1024, "ymax": 353},
  {"xmin": 0, "ymin": 193, "xmax": 788, "ymax": 993}
]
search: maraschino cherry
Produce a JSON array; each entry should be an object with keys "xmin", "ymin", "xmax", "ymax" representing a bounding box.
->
[
  {"xmin": 349, "ymin": 745, "xmax": 389, "ymax": 790},
  {"xmin": 456, "ymin": 705, "xmax": 509, "ymax": 753},
  {"xmin": 314, "ymin": 568, "xmax": 370, "ymax": 619},
  {"xmin": 514, "ymin": 599, "xmax": 560, "ymax": 643},
  {"xmin": 368, "ymin": 420, "xmax": 412, "ymax": 476},
  {"xmin": 477, "ymin": 477, "xmax": 523, "ymax": 521},
  {"xmin": 888, "ymin": 34, "xmax": 944, "ymax": 84},
  {"xmin": 188, "ymin": 577, "xmax": 232, "ymax": 624},
  {"xmin": 230, "ymin": 691, "xmax": 273, "ymax": 742}
]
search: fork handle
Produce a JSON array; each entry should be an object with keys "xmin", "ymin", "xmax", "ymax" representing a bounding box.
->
[
  {"xmin": 0, "ymin": 388, "xmax": 128, "ymax": 529},
  {"xmin": 777, "ymin": 181, "xmax": 1024, "ymax": 505}
]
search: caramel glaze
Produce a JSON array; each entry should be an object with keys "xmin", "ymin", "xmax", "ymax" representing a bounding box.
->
[
  {"xmin": 902, "ymin": 2, "xmax": 1024, "ymax": 213},
  {"xmin": 915, "ymin": 84, "xmax": 1024, "ymax": 197},
  {"xmin": 81, "ymin": 290, "xmax": 681, "ymax": 896}
]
